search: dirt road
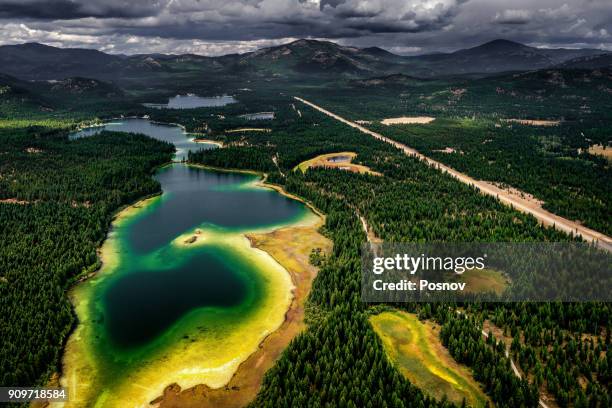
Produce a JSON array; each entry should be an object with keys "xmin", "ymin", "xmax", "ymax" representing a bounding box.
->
[
  {"xmin": 480, "ymin": 329, "xmax": 550, "ymax": 408},
  {"xmin": 294, "ymin": 97, "xmax": 612, "ymax": 252}
]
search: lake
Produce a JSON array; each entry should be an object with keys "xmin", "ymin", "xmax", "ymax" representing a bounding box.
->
[
  {"xmin": 240, "ymin": 112, "xmax": 275, "ymax": 120},
  {"xmin": 71, "ymin": 118, "xmax": 212, "ymax": 160},
  {"xmin": 143, "ymin": 94, "xmax": 237, "ymax": 109},
  {"xmin": 61, "ymin": 119, "xmax": 312, "ymax": 407}
]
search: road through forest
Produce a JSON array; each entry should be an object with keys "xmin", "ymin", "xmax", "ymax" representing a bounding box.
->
[{"xmin": 294, "ymin": 97, "xmax": 612, "ymax": 252}]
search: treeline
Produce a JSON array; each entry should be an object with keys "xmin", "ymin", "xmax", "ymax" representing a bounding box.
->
[
  {"xmin": 296, "ymin": 68, "xmax": 612, "ymax": 122},
  {"xmin": 0, "ymin": 126, "xmax": 173, "ymax": 387},
  {"xmin": 440, "ymin": 315, "xmax": 539, "ymax": 407},
  {"xmin": 188, "ymin": 146, "xmax": 276, "ymax": 173}
]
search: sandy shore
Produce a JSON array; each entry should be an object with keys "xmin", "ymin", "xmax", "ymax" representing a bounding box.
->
[
  {"xmin": 193, "ymin": 138, "xmax": 224, "ymax": 147},
  {"xmin": 295, "ymin": 151, "xmax": 382, "ymax": 176}
]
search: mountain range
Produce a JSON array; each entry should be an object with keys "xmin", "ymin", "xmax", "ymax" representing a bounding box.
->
[{"xmin": 0, "ymin": 39, "xmax": 609, "ymax": 82}]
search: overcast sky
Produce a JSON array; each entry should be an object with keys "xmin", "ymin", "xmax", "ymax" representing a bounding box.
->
[{"xmin": 0, "ymin": 0, "xmax": 610, "ymax": 55}]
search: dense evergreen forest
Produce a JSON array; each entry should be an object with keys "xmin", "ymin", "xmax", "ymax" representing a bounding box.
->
[
  {"xmin": 188, "ymin": 100, "xmax": 611, "ymax": 407},
  {"xmin": 299, "ymin": 69, "xmax": 612, "ymax": 121},
  {"xmin": 287, "ymin": 70, "xmax": 612, "ymax": 236},
  {"xmin": 1, "ymin": 86, "xmax": 609, "ymax": 408},
  {"xmin": 366, "ymin": 119, "xmax": 612, "ymax": 236},
  {"xmin": 0, "ymin": 125, "xmax": 173, "ymax": 387}
]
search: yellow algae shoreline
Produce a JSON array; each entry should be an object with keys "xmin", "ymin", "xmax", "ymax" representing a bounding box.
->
[
  {"xmin": 153, "ymin": 204, "xmax": 331, "ymax": 408},
  {"xmin": 55, "ymin": 192, "xmax": 166, "ymax": 408},
  {"xmin": 56, "ymin": 162, "xmax": 327, "ymax": 408},
  {"xmin": 39, "ymin": 187, "xmax": 165, "ymax": 407},
  {"xmin": 59, "ymin": 230, "xmax": 297, "ymax": 407},
  {"xmin": 370, "ymin": 311, "xmax": 490, "ymax": 407},
  {"xmin": 294, "ymin": 151, "xmax": 381, "ymax": 176}
]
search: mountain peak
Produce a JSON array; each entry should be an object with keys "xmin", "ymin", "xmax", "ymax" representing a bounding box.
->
[
  {"xmin": 484, "ymin": 39, "xmax": 524, "ymax": 46},
  {"xmin": 287, "ymin": 39, "xmax": 334, "ymax": 48},
  {"xmin": 21, "ymin": 42, "xmax": 52, "ymax": 48},
  {"xmin": 361, "ymin": 46, "xmax": 395, "ymax": 57},
  {"xmin": 472, "ymin": 39, "xmax": 529, "ymax": 51}
]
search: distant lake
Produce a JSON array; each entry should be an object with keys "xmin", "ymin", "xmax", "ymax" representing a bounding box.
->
[
  {"xmin": 240, "ymin": 112, "xmax": 275, "ymax": 120},
  {"xmin": 143, "ymin": 94, "xmax": 237, "ymax": 109}
]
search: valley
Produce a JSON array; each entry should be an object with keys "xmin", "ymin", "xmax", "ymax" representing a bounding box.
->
[{"xmin": 1, "ymin": 35, "xmax": 610, "ymax": 408}]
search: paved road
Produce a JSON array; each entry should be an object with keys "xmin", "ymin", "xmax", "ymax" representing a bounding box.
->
[{"xmin": 294, "ymin": 97, "xmax": 612, "ymax": 252}]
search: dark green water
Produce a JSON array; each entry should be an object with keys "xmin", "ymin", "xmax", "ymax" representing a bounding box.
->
[
  {"xmin": 104, "ymin": 248, "xmax": 247, "ymax": 347},
  {"xmin": 73, "ymin": 120, "xmax": 308, "ymax": 354},
  {"xmin": 129, "ymin": 165, "xmax": 305, "ymax": 254}
]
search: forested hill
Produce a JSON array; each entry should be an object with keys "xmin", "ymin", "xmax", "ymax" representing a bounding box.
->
[
  {"xmin": 0, "ymin": 39, "xmax": 607, "ymax": 82},
  {"xmin": 0, "ymin": 125, "xmax": 174, "ymax": 387}
]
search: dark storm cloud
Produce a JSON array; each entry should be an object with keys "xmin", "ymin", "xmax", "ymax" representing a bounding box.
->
[
  {"xmin": 0, "ymin": 0, "xmax": 610, "ymax": 55},
  {"xmin": 0, "ymin": 0, "xmax": 162, "ymax": 20}
]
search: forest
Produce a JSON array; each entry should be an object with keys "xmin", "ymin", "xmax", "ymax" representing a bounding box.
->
[
  {"xmin": 0, "ymin": 85, "xmax": 610, "ymax": 408},
  {"xmin": 188, "ymin": 100, "xmax": 610, "ymax": 407},
  {"xmin": 0, "ymin": 125, "xmax": 173, "ymax": 387},
  {"xmin": 366, "ymin": 119, "xmax": 612, "ymax": 236}
]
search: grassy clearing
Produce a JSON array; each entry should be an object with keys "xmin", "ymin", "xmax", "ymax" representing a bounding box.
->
[
  {"xmin": 295, "ymin": 151, "xmax": 381, "ymax": 175},
  {"xmin": 370, "ymin": 311, "xmax": 489, "ymax": 408},
  {"xmin": 457, "ymin": 268, "xmax": 509, "ymax": 295},
  {"xmin": 588, "ymin": 144, "xmax": 612, "ymax": 161},
  {"xmin": 502, "ymin": 119, "xmax": 560, "ymax": 126}
]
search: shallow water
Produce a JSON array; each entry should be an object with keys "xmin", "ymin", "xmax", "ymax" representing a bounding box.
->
[{"xmin": 327, "ymin": 155, "xmax": 351, "ymax": 163}]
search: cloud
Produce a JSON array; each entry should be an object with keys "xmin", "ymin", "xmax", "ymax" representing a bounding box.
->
[
  {"xmin": 539, "ymin": 4, "xmax": 573, "ymax": 20},
  {"xmin": 494, "ymin": 9, "xmax": 532, "ymax": 25},
  {"xmin": 0, "ymin": 0, "xmax": 610, "ymax": 55},
  {"xmin": 0, "ymin": 0, "xmax": 163, "ymax": 20},
  {"xmin": 328, "ymin": 0, "xmax": 467, "ymax": 33},
  {"xmin": 0, "ymin": 0, "xmax": 467, "ymax": 36}
]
